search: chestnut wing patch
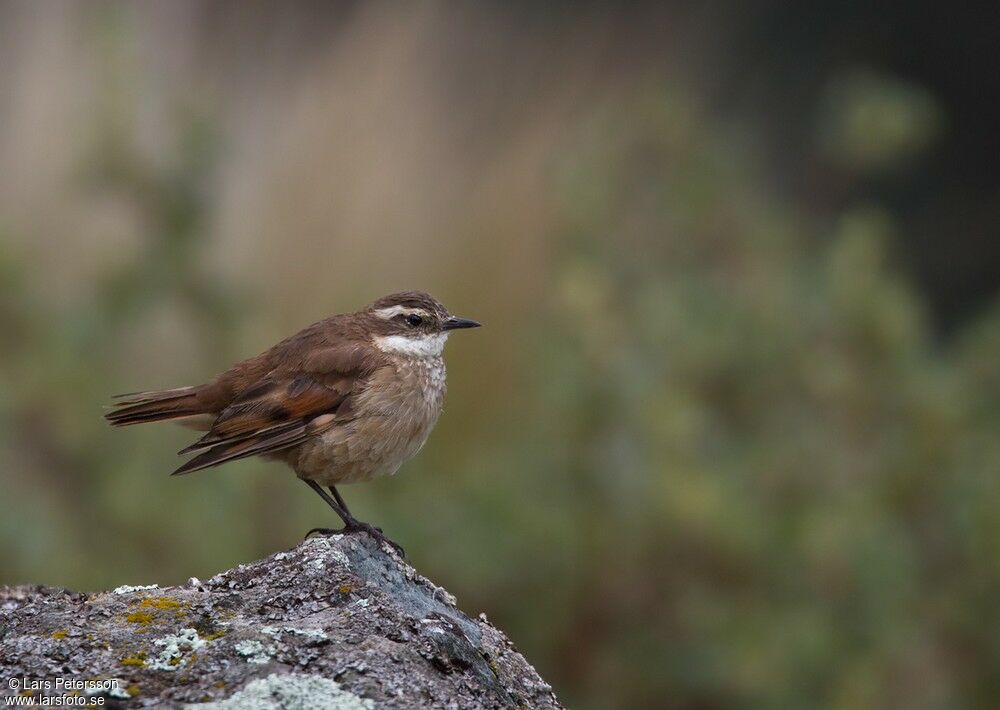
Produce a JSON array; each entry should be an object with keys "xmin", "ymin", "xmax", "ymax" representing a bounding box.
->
[{"xmin": 172, "ymin": 376, "xmax": 345, "ymax": 475}]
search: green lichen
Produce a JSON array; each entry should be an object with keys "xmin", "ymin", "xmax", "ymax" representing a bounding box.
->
[
  {"xmin": 189, "ymin": 673, "xmax": 374, "ymax": 709},
  {"xmin": 234, "ymin": 639, "xmax": 273, "ymax": 664},
  {"xmin": 51, "ymin": 629, "xmax": 68, "ymax": 639},
  {"xmin": 149, "ymin": 628, "xmax": 205, "ymax": 671},
  {"xmin": 113, "ymin": 584, "xmax": 159, "ymax": 595}
]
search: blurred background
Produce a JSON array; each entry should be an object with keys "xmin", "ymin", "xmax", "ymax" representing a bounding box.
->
[{"xmin": 1, "ymin": 2, "xmax": 998, "ymax": 707}]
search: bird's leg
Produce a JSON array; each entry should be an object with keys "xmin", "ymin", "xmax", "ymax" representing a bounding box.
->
[
  {"xmin": 303, "ymin": 480, "xmax": 351, "ymax": 528},
  {"xmin": 328, "ymin": 486, "xmax": 352, "ymax": 517},
  {"xmin": 303, "ymin": 480, "xmax": 404, "ymax": 556}
]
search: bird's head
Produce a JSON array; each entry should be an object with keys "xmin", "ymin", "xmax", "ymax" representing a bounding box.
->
[{"xmin": 365, "ymin": 291, "xmax": 480, "ymax": 357}]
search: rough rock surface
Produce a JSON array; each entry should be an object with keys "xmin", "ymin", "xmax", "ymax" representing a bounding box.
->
[{"xmin": 0, "ymin": 535, "xmax": 561, "ymax": 708}]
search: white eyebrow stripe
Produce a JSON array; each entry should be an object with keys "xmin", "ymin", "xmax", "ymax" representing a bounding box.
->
[{"xmin": 374, "ymin": 305, "xmax": 430, "ymax": 320}]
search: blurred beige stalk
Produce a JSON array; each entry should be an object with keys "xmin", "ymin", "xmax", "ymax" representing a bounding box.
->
[{"xmin": 0, "ymin": 1, "xmax": 650, "ymax": 355}]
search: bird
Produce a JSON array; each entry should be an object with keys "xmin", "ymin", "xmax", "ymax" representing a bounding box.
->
[{"xmin": 105, "ymin": 291, "xmax": 480, "ymax": 554}]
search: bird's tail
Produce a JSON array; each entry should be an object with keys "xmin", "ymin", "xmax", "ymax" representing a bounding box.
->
[{"xmin": 105, "ymin": 386, "xmax": 209, "ymax": 427}]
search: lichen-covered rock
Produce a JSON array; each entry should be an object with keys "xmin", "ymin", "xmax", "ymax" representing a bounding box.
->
[{"xmin": 0, "ymin": 535, "xmax": 561, "ymax": 709}]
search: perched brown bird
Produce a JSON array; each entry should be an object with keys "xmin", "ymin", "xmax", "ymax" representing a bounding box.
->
[{"xmin": 106, "ymin": 291, "xmax": 480, "ymax": 553}]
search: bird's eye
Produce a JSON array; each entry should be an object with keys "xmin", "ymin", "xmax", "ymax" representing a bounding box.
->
[{"xmin": 405, "ymin": 314, "xmax": 423, "ymax": 327}]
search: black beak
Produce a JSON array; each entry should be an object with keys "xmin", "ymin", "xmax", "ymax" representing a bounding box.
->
[{"xmin": 444, "ymin": 316, "xmax": 481, "ymax": 331}]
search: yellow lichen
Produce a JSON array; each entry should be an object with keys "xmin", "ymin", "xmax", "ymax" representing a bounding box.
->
[
  {"xmin": 213, "ymin": 681, "xmax": 226, "ymax": 689},
  {"xmin": 140, "ymin": 596, "xmax": 184, "ymax": 611},
  {"xmin": 51, "ymin": 629, "xmax": 68, "ymax": 639},
  {"xmin": 126, "ymin": 611, "xmax": 155, "ymax": 625},
  {"xmin": 120, "ymin": 652, "xmax": 147, "ymax": 668},
  {"xmin": 202, "ymin": 630, "xmax": 227, "ymax": 641},
  {"xmin": 338, "ymin": 584, "xmax": 352, "ymax": 594},
  {"xmin": 123, "ymin": 596, "xmax": 186, "ymax": 624},
  {"xmin": 127, "ymin": 685, "xmax": 141, "ymax": 697}
]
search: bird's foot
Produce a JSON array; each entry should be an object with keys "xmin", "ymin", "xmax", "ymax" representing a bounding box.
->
[{"xmin": 304, "ymin": 522, "xmax": 405, "ymax": 557}]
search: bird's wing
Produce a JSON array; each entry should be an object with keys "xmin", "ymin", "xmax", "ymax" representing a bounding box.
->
[{"xmin": 172, "ymin": 342, "xmax": 382, "ymax": 475}]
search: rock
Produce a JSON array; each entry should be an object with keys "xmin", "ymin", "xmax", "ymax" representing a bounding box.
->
[{"xmin": 0, "ymin": 535, "xmax": 561, "ymax": 709}]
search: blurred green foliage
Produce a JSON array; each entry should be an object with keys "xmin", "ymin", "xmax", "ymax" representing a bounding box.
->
[
  {"xmin": 464, "ymin": 96, "xmax": 1000, "ymax": 708},
  {"xmin": 1, "ymin": 8, "xmax": 999, "ymax": 710}
]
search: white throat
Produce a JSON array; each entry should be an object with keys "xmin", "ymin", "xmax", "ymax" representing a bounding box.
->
[{"xmin": 374, "ymin": 332, "xmax": 448, "ymax": 357}]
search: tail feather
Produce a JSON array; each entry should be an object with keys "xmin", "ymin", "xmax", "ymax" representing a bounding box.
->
[
  {"xmin": 111, "ymin": 386, "xmax": 197, "ymax": 403},
  {"xmin": 105, "ymin": 386, "xmax": 206, "ymax": 427}
]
